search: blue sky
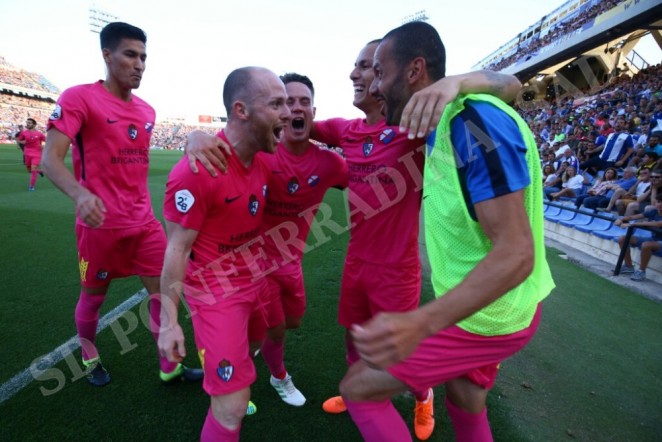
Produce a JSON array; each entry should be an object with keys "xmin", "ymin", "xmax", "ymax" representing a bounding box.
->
[{"xmin": 1, "ymin": 0, "xmax": 658, "ymax": 121}]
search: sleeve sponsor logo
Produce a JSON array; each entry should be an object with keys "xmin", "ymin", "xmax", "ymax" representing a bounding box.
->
[
  {"xmin": 175, "ymin": 189, "xmax": 195, "ymax": 213},
  {"xmin": 50, "ymin": 104, "xmax": 62, "ymax": 121}
]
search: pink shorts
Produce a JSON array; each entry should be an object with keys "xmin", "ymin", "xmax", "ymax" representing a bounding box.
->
[
  {"xmin": 25, "ymin": 154, "xmax": 41, "ymax": 169},
  {"xmin": 75, "ymin": 218, "xmax": 166, "ymax": 288},
  {"xmin": 388, "ymin": 304, "xmax": 542, "ymax": 391},
  {"xmin": 338, "ymin": 253, "xmax": 421, "ymax": 328},
  {"xmin": 187, "ymin": 278, "xmax": 270, "ymax": 396},
  {"xmin": 263, "ymin": 261, "xmax": 306, "ymax": 327}
]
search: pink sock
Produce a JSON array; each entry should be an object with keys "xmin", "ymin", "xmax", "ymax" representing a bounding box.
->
[
  {"xmin": 345, "ymin": 333, "xmax": 360, "ymax": 365},
  {"xmin": 345, "ymin": 398, "xmax": 412, "ymax": 442},
  {"xmin": 29, "ymin": 171, "xmax": 37, "ymax": 187},
  {"xmin": 148, "ymin": 295, "xmax": 178, "ymax": 373},
  {"xmin": 75, "ymin": 291, "xmax": 106, "ymax": 361},
  {"xmin": 201, "ymin": 408, "xmax": 241, "ymax": 442},
  {"xmin": 261, "ymin": 338, "xmax": 286, "ymax": 379},
  {"xmin": 445, "ymin": 397, "xmax": 493, "ymax": 442}
]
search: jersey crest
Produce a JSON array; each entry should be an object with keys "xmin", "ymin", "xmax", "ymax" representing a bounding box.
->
[{"xmin": 363, "ymin": 136, "xmax": 374, "ymax": 157}]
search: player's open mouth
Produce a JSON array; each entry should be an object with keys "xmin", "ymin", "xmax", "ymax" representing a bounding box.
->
[
  {"xmin": 353, "ymin": 84, "xmax": 365, "ymax": 95},
  {"xmin": 273, "ymin": 126, "xmax": 284, "ymax": 142},
  {"xmin": 291, "ymin": 117, "xmax": 305, "ymax": 130}
]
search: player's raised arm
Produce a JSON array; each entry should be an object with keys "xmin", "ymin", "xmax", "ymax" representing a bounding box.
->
[
  {"xmin": 43, "ymin": 127, "xmax": 106, "ymax": 228},
  {"xmin": 399, "ymin": 71, "xmax": 522, "ymax": 139}
]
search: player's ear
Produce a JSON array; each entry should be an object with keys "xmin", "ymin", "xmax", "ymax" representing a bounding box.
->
[
  {"xmin": 312, "ymin": 106, "xmax": 317, "ymax": 119},
  {"xmin": 234, "ymin": 101, "xmax": 250, "ymax": 120},
  {"xmin": 407, "ymin": 57, "xmax": 426, "ymax": 85},
  {"xmin": 102, "ymin": 48, "xmax": 112, "ymax": 64}
]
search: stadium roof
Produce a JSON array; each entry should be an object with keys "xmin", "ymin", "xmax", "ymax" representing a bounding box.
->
[{"xmin": 475, "ymin": 0, "xmax": 662, "ymax": 82}]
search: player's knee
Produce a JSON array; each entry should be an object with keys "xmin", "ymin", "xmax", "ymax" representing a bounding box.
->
[
  {"xmin": 339, "ymin": 374, "xmax": 360, "ymax": 401},
  {"xmin": 211, "ymin": 396, "xmax": 248, "ymax": 428},
  {"xmin": 339, "ymin": 367, "xmax": 370, "ymax": 402}
]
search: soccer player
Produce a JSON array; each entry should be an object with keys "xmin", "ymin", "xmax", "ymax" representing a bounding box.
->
[
  {"xmin": 186, "ymin": 45, "xmax": 522, "ymax": 440},
  {"xmin": 17, "ymin": 118, "xmax": 45, "ymax": 191},
  {"xmin": 311, "ymin": 41, "xmax": 523, "ymax": 440},
  {"xmin": 339, "ymin": 22, "xmax": 555, "ymax": 442},
  {"xmin": 158, "ymin": 66, "xmax": 290, "ymax": 442},
  {"xmin": 42, "ymin": 22, "xmax": 202, "ymax": 387},
  {"xmin": 258, "ymin": 73, "xmax": 348, "ymax": 406}
]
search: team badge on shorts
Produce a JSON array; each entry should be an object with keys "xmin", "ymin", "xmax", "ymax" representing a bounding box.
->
[
  {"xmin": 248, "ymin": 194, "xmax": 259, "ymax": 216},
  {"xmin": 363, "ymin": 136, "xmax": 374, "ymax": 157},
  {"xmin": 287, "ymin": 177, "xmax": 300, "ymax": 194},
  {"xmin": 128, "ymin": 124, "xmax": 138, "ymax": 140},
  {"xmin": 96, "ymin": 270, "xmax": 109, "ymax": 280},
  {"xmin": 380, "ymin": 128, "xmax": 395, "ymax": 144},
  {"xmin": 217, "ymin": 359, "xmax": 234, "ymax": 382},
  {"xmin": 308, "ymin": 175, "xmax": 319, "ymax": 187}
]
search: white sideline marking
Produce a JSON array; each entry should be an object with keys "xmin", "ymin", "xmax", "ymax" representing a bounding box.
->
[{"xmin": 0, "ymin": 289, "xmax": 147, "ymax": 404}]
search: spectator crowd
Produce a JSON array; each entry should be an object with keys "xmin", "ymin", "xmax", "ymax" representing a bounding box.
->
[
  {"xmin": 0, "ymin": 56, "xmax": 59, "ymax": 94},
  {"xmin": 486, "ymin": 0, "xmax": 627, "ymax": 72}
]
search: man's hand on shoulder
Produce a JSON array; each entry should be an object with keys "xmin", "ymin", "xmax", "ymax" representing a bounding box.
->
[{"xmin": 185, "ymin": 130, "xmax": 231, "ymax": 176}]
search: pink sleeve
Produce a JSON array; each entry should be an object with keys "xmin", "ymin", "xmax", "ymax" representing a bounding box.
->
[
  {"xmin": 47, "ymin": 88, "xmax": 86, "ymax": 140},
  {"xmin": 163, "ymin": 162, "xmax": 212, "ymax": 231},
  {"xmin": 313, "ymin": 118, "xmax": 346, "ymax": 146}
]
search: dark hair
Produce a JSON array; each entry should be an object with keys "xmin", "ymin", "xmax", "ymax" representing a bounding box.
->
[
  {"xmin": 223, "ymin": 67, "xmax": 258, "ymax": 116},
  {"xmin": 382, "ymin": 21, "xmax": 445, "ymax": 81},
  {"xmin": 100, "ymin": 22, "xmax": 147, "ymax": 51},
  {"xmin": 26, "ymin": 118, "xmax": 36, "ymax": 125},
  {"xmin": 603, "ymin": 167, "xmax": 618, "ymax": 178},
  {"xmin": 280, "ymin": 72, "xmax": 315, "ymax": 99}
]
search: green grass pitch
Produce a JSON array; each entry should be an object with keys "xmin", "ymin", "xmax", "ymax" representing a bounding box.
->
[{"xmin": 0, "ymin": 144, "xmax": 660, "ymax": 441}]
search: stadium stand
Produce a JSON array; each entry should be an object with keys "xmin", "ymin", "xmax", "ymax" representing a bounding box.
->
[
  {"xmin": 0, "ymin": 58, "xmax": 215, "ymax": 149},
  {"xmin": 500, "ymin": 0, "xmax": 662, "ymax": 283}
]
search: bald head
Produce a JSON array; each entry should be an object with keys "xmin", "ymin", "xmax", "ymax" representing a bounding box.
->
[{"xmin": 223, "ymin": 67, "xmax": 283, "ymax": 118}]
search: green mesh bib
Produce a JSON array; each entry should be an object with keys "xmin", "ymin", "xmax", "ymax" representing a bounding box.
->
[{"xmin": 423, "ymin": 93, "xmax": 554, "ymax": 335}]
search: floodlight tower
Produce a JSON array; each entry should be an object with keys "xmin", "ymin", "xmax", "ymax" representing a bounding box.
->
[
  {"xmin": 401, "ymin": 10, "xmax": 429, "ymax": 24},
  {"xmin": 89, "ymin": 5, "xmax": 119, "ymax": 34}
]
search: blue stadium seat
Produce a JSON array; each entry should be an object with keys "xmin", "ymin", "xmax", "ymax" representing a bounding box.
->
[
  {"xmin": 559, "ymin": 212, "xmax": 593, "ymax": 228},
  {"xmin": 591, "ymin": 224, "xmax": 628, "ymax": 241},
  {"xmin": 574, "ymin": 214, "xmax": 615, "ymax": 233},
  {"xmin": 544, "ymin": 207, "xmax": 577, "ymax": 223},
  {"xmin": 543, "ymin": 205, "xmax": 564, "ymax": 219}
]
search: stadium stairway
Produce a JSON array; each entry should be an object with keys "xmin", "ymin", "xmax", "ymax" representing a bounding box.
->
[{"xmin": 543, "ymin": 203, "xmax": 662, "ymax": 285}]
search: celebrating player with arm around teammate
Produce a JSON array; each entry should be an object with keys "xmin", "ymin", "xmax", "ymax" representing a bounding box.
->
[
  {"xmin": 159, "ymin": 67, "xmax": 291, "ymax": 441},
  {"xmin": 338, "ymin": 22, "xmax": 554, "ymax": 442},
  {"xmin": 42, "ymin": 22, "xmax": 203, "ymax": 387}
]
